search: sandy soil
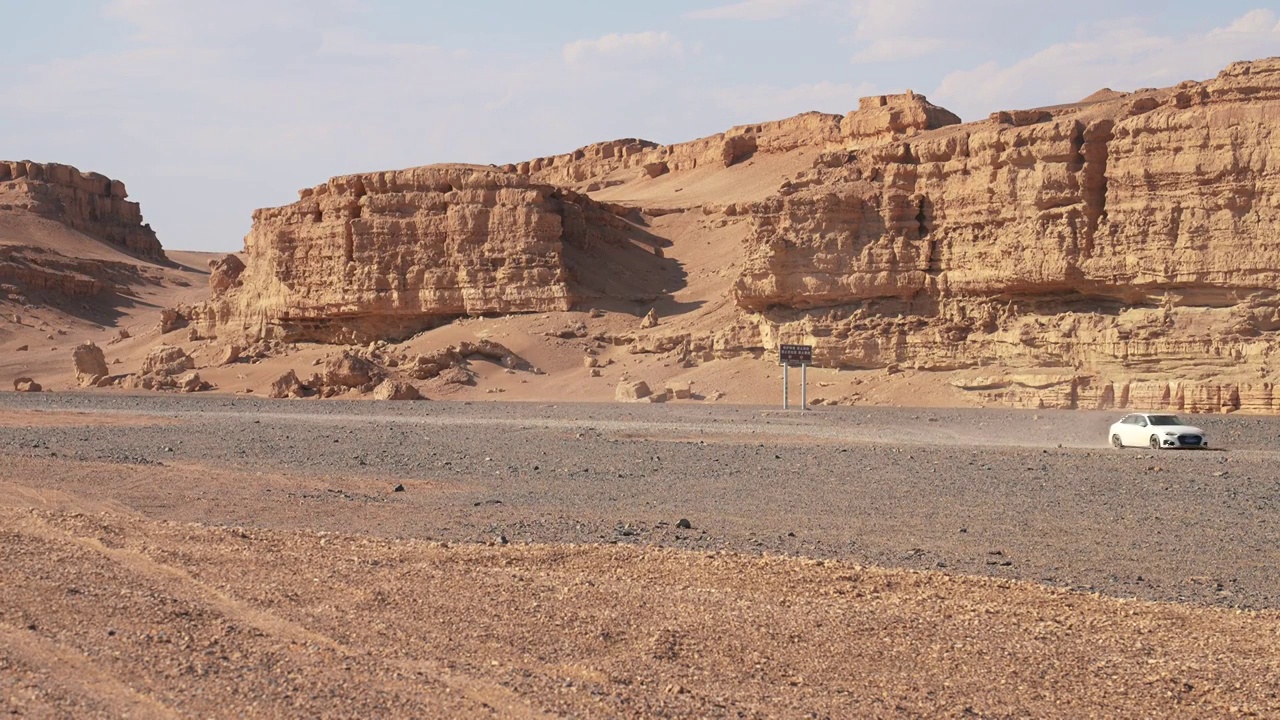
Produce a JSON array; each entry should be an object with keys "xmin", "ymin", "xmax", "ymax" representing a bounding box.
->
[{"xmin": 2, "ymin": 393, "xmax": 1279, "ymax": 717}]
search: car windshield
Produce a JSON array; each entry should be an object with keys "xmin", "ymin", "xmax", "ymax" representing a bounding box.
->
[{"xmin": 1148, "ymin": 415, "xmax": 1182, "ymax": 426}]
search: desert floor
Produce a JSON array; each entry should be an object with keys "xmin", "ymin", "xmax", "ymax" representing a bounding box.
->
[{"xmin": 2, "ymin": 393, "xmax": 1279, "ymax": 717}]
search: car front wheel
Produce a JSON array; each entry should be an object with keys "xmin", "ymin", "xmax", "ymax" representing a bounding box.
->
[
  {"xmin": 1112, "ymin": 434, "xmax": 1123, "ymax": 449},
  {"xmin": 1149, "ymin": 435, "xmax": 1161, "ymax": 450}
]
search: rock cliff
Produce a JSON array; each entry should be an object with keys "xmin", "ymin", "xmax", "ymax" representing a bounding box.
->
[
  {"xmin": 191, "ymin": 165, "xmax": 636, "ymax": 343},
  {"xmin": 192, "ymin": 57, "xmax": 1280, "ymax": 412},
  {"xmin": 729, "ymin": 57, "xmax": 1280, "ymax": 411},
  {"xmin": 0, "ymin": 161, "xmax": 164, "ymax": 260}
]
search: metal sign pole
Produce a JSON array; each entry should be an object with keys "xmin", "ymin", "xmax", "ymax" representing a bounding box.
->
[
  {"xmin": 801, "ymin": 363, "xmax": 807, "ymax": 410},
  {"xmin": 782, "ymin": 363, "xmax": 789, "ymax": 409}
]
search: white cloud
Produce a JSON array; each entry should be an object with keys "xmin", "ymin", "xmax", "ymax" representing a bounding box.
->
[
  {"xmin": 686, "ymin": 0, "xmax": 813, "ymax": 21},
  {"xmin": 851, "ymin": 37, "xmax": 947, "ymax": 63},
  {"xmin": 1213, "ymin": 8, "xmax": 1280, "ymax": 34},
  {"xmin": 931, "ymin": 9, "xmax": 1280, "ymax": 120},
  {"xmin": 562, "ymin": 31, "xmax": 685, "ymax": 66},
  {"xmin": 847, "ymin": 0, "xmax": 954, "ymax": 61}
]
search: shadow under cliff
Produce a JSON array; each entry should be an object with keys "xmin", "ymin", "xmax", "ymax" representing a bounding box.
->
[{"xmin": 561, "ymin": 205, "xmax": 700, "ymax": 318}]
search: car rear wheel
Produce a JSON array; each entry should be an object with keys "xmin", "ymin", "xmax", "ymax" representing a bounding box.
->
[
  {"xmin": 1149, "ymin": 435, "xmax": 1160, "ymax": 450},
  {"xmin": 1111, "ymin": 434, "xmax": 1123, "ymax": 448}
]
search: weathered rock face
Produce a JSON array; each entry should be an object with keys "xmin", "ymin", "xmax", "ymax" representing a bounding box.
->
[
  {"xmin": 140, "ymin": 345, "xmax": 194, "ymax": 377},
  {"xmin": 0, "ymin": 161, "xmax": 164, "ymax": 260},
  {"xmin": 372, "ymin": 380, "xmax": 421, "ymax": 401},
  {"xmin": 729, "ymin": 57, "xmax": 1280, "ymax": 411},
  {"xmin": 208, "ymin": 254, "xmax": 245, "ymax": 294},
  {"xmin": 71, "ymin": 342, "xmax": 108, "ymax": 387},
  {"xmin": 324, "ymin": 352, "xmax": 381, "ymax": 389},
  {"xmin": 192, "ymin": 165, "xmax": 624, "ymax": 343},
  {"xmin": 506, "ymin": 93, "xmax": 959, "ymax": 188}
]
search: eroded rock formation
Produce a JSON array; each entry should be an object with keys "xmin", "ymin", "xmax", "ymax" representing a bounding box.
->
[
  {"xmin": 504, "ymin": 92, "xmax": 959, "ymax": 188},
  {"xmin": 192, "ymin": 57, "xmax": 1280, "ymax": 411},
  {"xmin": 0, "ymin": 161, "xmax": 164, "ymax": 260},
  {"xmin": 191, "ymin": 165, "xmax": 632, "ymax": 343},
  {"xmin": 729, "ymin": 57, "xmax": 1280, "ymax": 411}
]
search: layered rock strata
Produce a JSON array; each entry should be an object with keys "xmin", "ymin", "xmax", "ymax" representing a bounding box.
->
[
  {"xmin": 0, "ymin": 161, "xmax": 164, "ymax": 260},
  {"xmin": 192, "ymin": 165, "xmax": 627, "ymax": 343},
  {"xmin": 729, "ymin": 58, "xmax": 1280, "ymax": 411}
]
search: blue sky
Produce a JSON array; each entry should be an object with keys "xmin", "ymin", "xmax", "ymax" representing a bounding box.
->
[{"xmin": 3, "ymin": 1, "xmax": 1278, "ymax": 252}]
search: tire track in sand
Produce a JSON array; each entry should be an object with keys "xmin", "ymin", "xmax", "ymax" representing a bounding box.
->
[{"xmin": 16, "ymin": 512, "xmax": 555, "ymax": 720}]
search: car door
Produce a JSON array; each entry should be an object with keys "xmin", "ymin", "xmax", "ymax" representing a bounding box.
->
[{"xmin": 1127, "ymin": 415, "xmax": 1150, "ymax": 446}]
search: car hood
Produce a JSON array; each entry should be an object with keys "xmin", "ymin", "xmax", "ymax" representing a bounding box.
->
[{"xmin": 1152, "ymin": 425, "xmax": 1205, "ymax": 435}]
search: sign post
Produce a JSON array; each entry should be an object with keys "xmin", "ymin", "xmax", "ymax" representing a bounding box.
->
[
  {"xmin": 779, "ymin": 344, "xmax": 813, "ymax": 410},
  {"xmin": 782, "ymin": 363, "xmax": 789, "ymax": 409}
]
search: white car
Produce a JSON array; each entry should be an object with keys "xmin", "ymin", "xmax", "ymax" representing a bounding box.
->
[{"xmin": 1109, "ymin": 413, "xmax": 1208, "ymax": 450}]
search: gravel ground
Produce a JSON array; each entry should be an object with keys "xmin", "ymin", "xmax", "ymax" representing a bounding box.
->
[
  {"xmin": 5, "ymin": 508, "xmax": 1279, "ymax": 719},
  {"xmin": 2, "ymin": 393, "xmax": 1279, "ymax": 610}
]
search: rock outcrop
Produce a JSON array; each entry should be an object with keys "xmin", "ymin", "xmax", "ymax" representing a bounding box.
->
[
  {"xmin": 616, "ymin": 380, "xmax": 652, "ymax": 402},
  {"xmin": 0, "ymin": 161, "xmax": 164, "ymax": 260},
  {"xmin": 190, "ymin": 165, "xmax": 631, "ymax": 343},
  {"xmin": 728, "ymin": 57, "xmax": 1280, "ymax": 411},
  {"xmin": 71, "ymin": 342, "xmax": 108, "ymax": 387},
  {"xmin": 268, "ymin": 370, "xmax": 306, "ymax": 399},
  {"xmin": 372, "ymin": 380, "xmax": 422, "ymax": 401},
  {"xmin": 140, "ymin": 345, "xmax": 194, "ymax": 377},
  {"xmin": 112, "ymin": 345, "xmax": 211, "ymax": 392},
  {"xmin": 505, "ymin": 93, "xmax": 959, "ymax": 189}
]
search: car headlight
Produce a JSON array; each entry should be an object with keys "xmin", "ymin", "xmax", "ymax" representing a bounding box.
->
[{"xmin": 1164, "ymin": 431, "xmax": 1177, "ymax": 437}]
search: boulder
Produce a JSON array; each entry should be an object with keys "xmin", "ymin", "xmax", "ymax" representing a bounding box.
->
[
  {"xmin": 216, "ymin": 344, "xmax": 242, "ymax": 366},
  {"xmin": 268, "ymin": 370, "xmax": 306, "ymax": 399},
  {"xmin": 666, "ymin": 382, "xmax": 693, "ymax": 400},
  {"xmin": 158, "ymin": 308, "xmax": 188, "ymax": 334},
  {"xmin": 178, "ymin": 372, "xmax": 211, "ymax": 393},
  {"xmin": 208, "ymin": 254, "xmax": 246, "ymax": 295},
  {"xmin": 12, "ymin": 377, "xmax": 41, "ymax": 392},
  {"xmin": 324, "ymin": 352, "xmax": 381, "ymax": 388},
  {"xmin": 643, "ymin": 161, "xmax": 669, "ymax": 178},
  {"xmin": 15, "ymin": 345, "xmax": 27, "ymax": 352},
  {"xmin": 546, "ymin": 322, "xmax": 588, "ymax": 339},
  {"xmin": 616, "ymin": 380, "xmax": 652, "ymax": 402},
  {"xmin": 71, "ymin": 342, "xmax": 108, "ymax": 387},
  {"xmin": 437, "ymin": 366, "xmax": 474, "ymax": 386},
  {"xmin": 141, "ymin": 345, "xmax": 194, "ymax": 376},
  {"xmin": 640, "ymin": 309, "xmax": 659, "ymax": 329},
  {"xmin": 372, "ymin": 380, "xmax": 422, "ymax": 401}
]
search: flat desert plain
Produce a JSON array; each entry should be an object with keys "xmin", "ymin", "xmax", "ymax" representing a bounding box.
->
[{"xmin": 2, "ymin": 393, "xmax": 1279, "ymax": 717}]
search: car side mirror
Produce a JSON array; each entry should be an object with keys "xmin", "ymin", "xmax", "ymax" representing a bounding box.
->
[{"xmin": 1139, "ymin": 421, "xmax": 1147, "ymax": 427}]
